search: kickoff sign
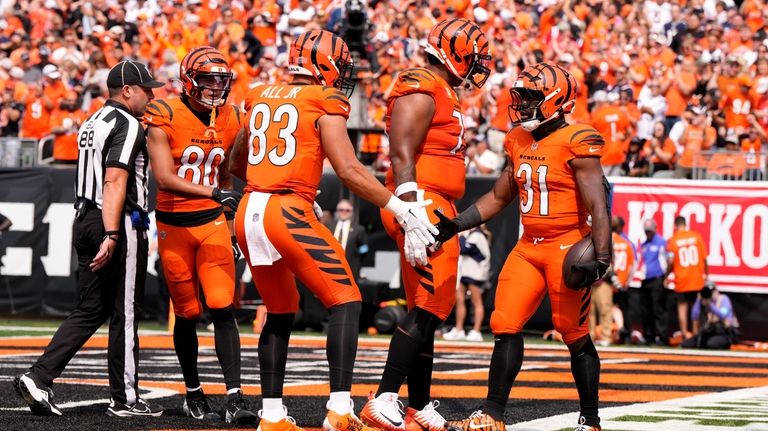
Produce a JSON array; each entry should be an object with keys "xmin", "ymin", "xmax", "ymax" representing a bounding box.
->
[{"xmin": 611, "ymin": 177, "xmax": 768, "ymax": 294}]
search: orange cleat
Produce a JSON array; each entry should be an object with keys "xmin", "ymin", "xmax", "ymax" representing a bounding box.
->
[
  {"xmin": 445, "ymin": 411, "xmax": 504, "ymax": 431},
  {"xmin": 257, "ymin": 416, "xmax": 306, "ymax": 431},
  {"xmin": 324, "ymin": 408, "xmax": 382, "ymax": 431}
]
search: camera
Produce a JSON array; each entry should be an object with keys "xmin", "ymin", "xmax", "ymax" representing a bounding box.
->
[{"xmin": 343, "ymin": 0, "xmax": 369, "ymax": 58}]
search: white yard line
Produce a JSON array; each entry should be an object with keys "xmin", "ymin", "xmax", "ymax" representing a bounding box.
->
[{"xmin": 509, "ymin": 386, "xmax": 768, "ymax": 431}]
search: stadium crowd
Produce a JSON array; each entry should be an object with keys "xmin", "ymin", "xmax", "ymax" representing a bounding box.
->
[{"xmin": 1, "ymin": 0, "xmax": 767, "ymax": 178}]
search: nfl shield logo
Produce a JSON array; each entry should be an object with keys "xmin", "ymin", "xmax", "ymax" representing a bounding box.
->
[{"xmin": 159, "ymin": 231, "xmax": 166, "ymax": 240}]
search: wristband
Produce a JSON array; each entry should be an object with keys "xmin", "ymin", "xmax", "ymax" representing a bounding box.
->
[
  {"xmin": 104, "ymin": 230, "xmax": 120, "ymax": 236},
  {"xmin": 384, "ymin": 195, "xmax": 408, "ymax": 215},
  {"xmin": 394, "ymin": 181, "xmax": 418, "ymax": 197},
  {"xmin": 224, "ymin": 210, "xmax": 235, "ymax": 220}
]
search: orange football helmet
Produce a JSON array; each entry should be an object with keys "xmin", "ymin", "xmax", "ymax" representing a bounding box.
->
[
  {"xmin": 424, "ymin": 18, "xmax": 491, "ymax": 88},
  {"xmin": 508, "ymin": 62, "xmax": 578, "ymax": 131},
  {"xmin": 288, "ymin": 30, "xmax": 355, "ymax": 96},
  {"xmin": 180, "ymin": 46, "xmax": 233, "ymax": 108}
]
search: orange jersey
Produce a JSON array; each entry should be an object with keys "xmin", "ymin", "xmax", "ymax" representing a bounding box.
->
[
  {"xmin": 51, "ymin": 109, "xmax": 87, "ymax": 162},
  {"xmin": 145, "ymin": 98, "xmax": 244, "ymax": 212},
  {"xmin": 678, "ymin": 125, "xmax": 716, "ymax": 168},
  {"xmin": 384, "ymin": 68, "xmax": 465, "ymax": 199},
  {"xmin": 719, "ymin": 75, "xmax": 752, "ymax": 129},
  {"xmin": 242, "ymin": 84, "xmax": 350, "ymax": 202},
  {"xmin": 20, "ymin": 95, "xmax": 53, "ymax": 139},
  {"xmin": 668, "ymin": 229, "xmax": 707, "ymax": 293},
  {"xmin": 722, "ymin": 89, "xmax": 752, "ymax": 130},
  {"xmin": 504, "ymin": 124, "xmax": 605, "ymax": 237},
  {"xmin": 612, "ymin": 232, "xmax": 636, "ymax": 287},
  {"xmin": 590, "ymin": 104, "xmax": 632, "ymax": 166}
]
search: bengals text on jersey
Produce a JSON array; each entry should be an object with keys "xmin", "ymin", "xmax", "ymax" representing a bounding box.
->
[
  {"xmin": 144, "ymin": 98, "xmax": 243, "ymax": 214},
  {"xmin": 384, "ymin": 67, "xmax": 466, "ymax": 199}
]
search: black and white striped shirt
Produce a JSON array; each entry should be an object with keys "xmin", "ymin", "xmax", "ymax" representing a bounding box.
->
[{"xmin": 75, "ymin": 100, "xmax": 148, "ymax": 212}]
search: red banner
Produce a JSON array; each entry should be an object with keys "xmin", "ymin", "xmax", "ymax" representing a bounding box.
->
[{"xmin": 611, "ymin": 177, "xmax": 768, "ymax": 293}]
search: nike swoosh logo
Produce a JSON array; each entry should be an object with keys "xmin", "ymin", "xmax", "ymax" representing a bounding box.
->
[
  {"xmin": 470, "ymin": 423, "xmax": 493, "ymax": 430},
  {"xmin": 588, "ymin": 147, "xmax": 600, "ymax": 153},
  {"xmin": 215, "ymin": 220, "xmax": 226, "ymax": 226},
  {"xmin": 406, "ymin": 83, "xmax": 420, "ymax": 89},
  {"xmin": 380, "ymin": 412, "xmax": 403, "ymax": 427},
  {"xmin": 341, "ymin": 105, "xmax": 349, "ymax": 112},
  {"xmin": 560, "ymin": 244, "xmax": 573, "ymax": 250}
]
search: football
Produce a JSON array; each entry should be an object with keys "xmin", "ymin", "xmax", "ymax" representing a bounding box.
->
[{"xmin": 562, "ymin": 235, "xmax": 596, "ymax": 289}]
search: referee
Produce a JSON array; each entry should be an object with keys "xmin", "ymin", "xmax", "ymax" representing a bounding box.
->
[{"xmin": 14, "ymin": 60, "xmax": 165, "ymax": 418}]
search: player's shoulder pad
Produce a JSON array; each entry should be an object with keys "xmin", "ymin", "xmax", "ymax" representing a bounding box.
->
[
  {"xmin": 392, "ymin": 67, "xmax": 438, "ymax": 97},
  {"xmin": 320, "ymin": 86, "xmax": 350, "ymax": 104},
  {"xmin": 567, "ymin": 124, "xmax": 605, "ymax": 147},
  {"xmin": 145, "ymin": 99, "xmax": 175, "ymax": 126}
]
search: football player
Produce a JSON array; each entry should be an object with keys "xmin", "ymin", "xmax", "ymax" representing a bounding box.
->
[
  {"xmin": 360, "ymin": 18, "xmax": 491, "ymax": 431},
  {"xmin": 228, "ymin": 30, "xmax": 437, "ymax": 431},
  {"xmin": 145, "ymin": 47, "xmax": 256, "ymax": 424},
  {"xmin": 434, "ymin": 62, "xmax": 611, "ymax": 431}
]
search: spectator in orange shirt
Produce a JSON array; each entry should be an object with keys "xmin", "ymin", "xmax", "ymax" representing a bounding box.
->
[
  {"xmin": 182, "ymin": 15, "xmax": 208, "ymax": 52},
  {"xmin": 718, "ymin": 56, "xmax": 752, "ymax": 134},
  {"xmin": 592, "ymin": 90, "xmax": 632, "ymax": 175},
  {"xmin": 486, "ymin": 82, "xmax": 511, "ymax": 154},
  {"xmin": 662, "ymin": 54, "xmax": 698, "ymax": 131},
  {"xmin": 41, "ymin": 64, "xmax": 69, "ymax": 102},
  {"xmin": 20, "ymin": 83, "xmax": 54, "ymax": 140},
  {"xmin": 676, "ymin": 105, "xmax": 717, "ymax": 179},
  {"xmin": 50, "ymin": 91, "xmax": 86, "ymax": 165}
]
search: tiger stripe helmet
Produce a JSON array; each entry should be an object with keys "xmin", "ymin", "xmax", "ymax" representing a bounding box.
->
[
  {"xmin": 508, "ymin": 62, "xmax": 578, "ymax": 131},
  {"xmin": 180, "ymin": 46, "xmax": 233, "ymax": 108},
  {"xmin": 288, "ymin": 30, "xmax": 355, "ymax": 97},
  {"xmin": 424, "ymin": 18, "xmax": 491, "ymax": 88}
]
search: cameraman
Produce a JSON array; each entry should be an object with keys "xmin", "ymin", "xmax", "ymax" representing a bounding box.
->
[{"xmin": 682, "ymin": 283, "xmax": 739, "ymax": 350}]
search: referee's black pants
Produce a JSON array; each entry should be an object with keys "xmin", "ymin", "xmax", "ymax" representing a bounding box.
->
[{"xmin": 30, "ymin": 207, "xmax": 148, "ymax": 405}]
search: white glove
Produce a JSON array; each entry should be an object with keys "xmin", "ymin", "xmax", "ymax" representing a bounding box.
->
[
  {"xmin": 313, "ymin": 201, "xmax": 323, "ymax": 220},
  {"xmin": 384, "ymin": 195, "xmax": 439, "ymax": 248},
  {"xmin": 403, "ymin": 230, "xmax": 428, "ymax": 266}
]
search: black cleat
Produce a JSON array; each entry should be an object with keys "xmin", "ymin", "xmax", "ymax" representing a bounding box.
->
[
  {"xmin": 223, "ymin": 391, "xmax": 258, "ymax": 424},
  {"xmin": 183, "ymin": 390, "xmax": 221, "ymax": 420},
  {"xmin": 14, "ymin": 371, "xmax": 62, "ymax": 416},
  {"xmin": 106, "ymin": 397, "xmax": 164, "ymax": 417}
]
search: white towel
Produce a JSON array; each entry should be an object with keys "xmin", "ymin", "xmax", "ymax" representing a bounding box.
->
[{"xmin": 244, "ymin": 191, "xmax": 282, "ymax": 266}]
